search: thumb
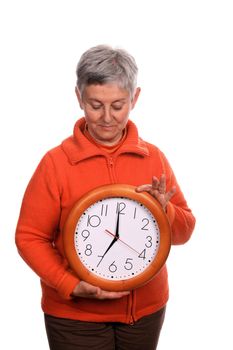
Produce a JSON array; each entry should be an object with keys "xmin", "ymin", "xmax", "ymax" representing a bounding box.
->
[
  {"xmin": 166, "ymin": 186, "xmax": 176, "ymax": 202},
  {"xmin": 85, "ymin": 283, "xmax": 101, "ymax": 296}
]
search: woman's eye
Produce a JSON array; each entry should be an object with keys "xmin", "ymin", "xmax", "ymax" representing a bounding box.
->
[
  {"xmin": 112, "ymin": 104, "xmax": 123, "ymax": 111},
  {"xmin": 91, "ymin": 105, "xmax": 102, "ymax": 110}
]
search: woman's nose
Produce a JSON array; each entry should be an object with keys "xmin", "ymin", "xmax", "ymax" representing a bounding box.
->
[{"xmin": 102, "ymin": 107, "xmax": 112, "ymax": 123}]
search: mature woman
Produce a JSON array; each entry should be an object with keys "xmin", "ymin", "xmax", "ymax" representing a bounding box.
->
[{"xmin": 16, "ymin": 45, "xmax": 195, "ymax": 350}]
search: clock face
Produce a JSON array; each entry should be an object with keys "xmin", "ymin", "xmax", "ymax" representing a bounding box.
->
[
  {"xmin": 74, "ymin": 197, "xmax": 160, "ymax": 281},
  {"xmin": 63, "ymin": 184, "xmax": 171, "ymax": 291}
]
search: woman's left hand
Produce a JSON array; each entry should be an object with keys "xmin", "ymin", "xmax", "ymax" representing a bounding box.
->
[{"xmin": 136, "ymin": 174, "xmax": 176, "ymax": 211}]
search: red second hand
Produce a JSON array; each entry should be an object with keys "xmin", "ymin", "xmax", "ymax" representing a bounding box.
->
[{"xmin": 105, "ymin": 229, "xmax": 140, "ymax": 255}]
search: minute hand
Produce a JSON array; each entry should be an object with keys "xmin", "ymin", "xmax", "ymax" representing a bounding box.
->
[{"xmin": 115, "ymin": 210, "xmax": 120, "ymax": 238}]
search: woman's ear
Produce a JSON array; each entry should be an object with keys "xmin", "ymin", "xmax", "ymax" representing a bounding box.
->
[
  {"xmin": 75, "ymin": 87, "xmax": 84, "ymax": 109},
  {"xmin": 131, "ymin": 87, "xmax": 141, "ymax": 109}
]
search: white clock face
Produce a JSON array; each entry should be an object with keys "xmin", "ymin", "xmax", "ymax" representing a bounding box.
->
[{"xmin": 74, "ymin": 197, "xmax": 160, "ymax": 281}]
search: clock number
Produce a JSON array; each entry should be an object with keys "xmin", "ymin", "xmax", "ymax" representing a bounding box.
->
[
  {"xmin": 81, "ymin": 229, "xmax": 90, "ymax": 241},
  {"xmin": 138, "ymin": 248, "xmax": 146, "ymax": 260},
  {"xmin": 141, "ymin": 218, "xmax": 149, "ymax": 230},
  {"xmin": 87, "ymin": 215, "xmax": 101, "ymax": 227},
  {"xmin": 97, "ymin": 255, "xmax": 104, "ymax": 267},
  {"xmin": 84, "ymin": 244, "xmax": 93, "ymax": 256},
  {"xmin": 101, "ymin": 204, "xmax": 108, "ymax": 216},
  {"xmin": 116, "ymin": 202, "xmax": 126, "ymax": 215},
  {"xmin": 145, "ymin": 235, "xmax": 153, "ymax": 248},
  {"xmin": 124, "ymin": 258, "xmax": 133, "ymax": 271},
  {"xmin": 133, "ymin": 207, "xmax": 137, "ymax": 219},
  {"xmin": 109, "ymin": 261, "xmax": 117, "ymax": 273}
]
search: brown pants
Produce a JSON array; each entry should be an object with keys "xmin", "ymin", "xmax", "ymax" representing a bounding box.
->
[{"xmin": 44, "ymin": 307, "xmax": 166, "ymax": 350}]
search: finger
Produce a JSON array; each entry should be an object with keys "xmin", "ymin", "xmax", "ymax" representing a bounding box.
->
[
  {"xmin": 75, "ymin": 286, "xmax": 100, "ymax": 298},
  {"xmin": 88, "ymin": 286, "xmax": 100, "ymax": 296},
  {"xmin": 152, "ymin": 176, "xmax": 159, "ymax": 190},
  {"xmin": 135, "ymin": 184, "xmax": 152, "ymax": 192},
  {"xmin": 98, "ymin": 290, "xmax": 130, "ymax": 300},
  {"xmin": 158, "ymin": 174, "xmax": 166, "ymax": 194},
  {"xmin": 82, "ymin": 284, "xmax": 100, "ymax": 298}
]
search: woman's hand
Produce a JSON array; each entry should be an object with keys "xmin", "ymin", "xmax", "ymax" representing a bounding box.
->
[
  {"xmin": 72, "ymin": 281, "xmax": 130, "ymax": 300},
  {"xmin": 136, "ymin": 174, "xmax": 176, "ymax": 211}
]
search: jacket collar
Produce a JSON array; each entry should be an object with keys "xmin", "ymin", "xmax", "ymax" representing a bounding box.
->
[{"xmin": 61, "ymin": 117, "xmax": 149, "ymax": 165}]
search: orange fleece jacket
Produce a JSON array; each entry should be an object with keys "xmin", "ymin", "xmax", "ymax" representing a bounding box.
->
[{"xmin": 15, "ymin": 118, "xmax": 195, "ymax": 323}]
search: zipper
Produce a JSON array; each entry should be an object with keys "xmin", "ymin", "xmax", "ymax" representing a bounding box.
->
[
  {"xmin": 130, "ymin": 290, "xmax": 136, "ymax": 325},
  {"xmin": 128, "ymin": 290, "xmax": 136, "ymax": 325},
  {"xmin": 107, "ymin": 156, "xmax": 136, "ymax": 324},
  {"xmin": 107, "ymin": 156, "xmax": 116, "ymax": 183}
]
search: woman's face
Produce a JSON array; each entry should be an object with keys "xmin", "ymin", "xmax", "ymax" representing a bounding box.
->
[{"xmin": 76, "ymin": 83, "xmax": 140, "ymax": 146}]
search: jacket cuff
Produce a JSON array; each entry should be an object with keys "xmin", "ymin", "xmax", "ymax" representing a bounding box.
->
[{"xmin": 57, "ymin": 272, "xmax": 80, "ymax": 300}]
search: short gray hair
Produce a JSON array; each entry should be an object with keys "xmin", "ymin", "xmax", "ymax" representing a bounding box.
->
[{"xmin": 76, "ymin": 45, "xmax": 138, "ymax": 96}]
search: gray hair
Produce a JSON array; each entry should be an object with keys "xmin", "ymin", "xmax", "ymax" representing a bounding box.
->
[{"xmin": 76, "ymin": 45, "xmax": 138, "ymax": 96}]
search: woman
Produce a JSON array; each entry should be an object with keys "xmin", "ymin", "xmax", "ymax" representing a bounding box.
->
[{"xmin": 16, "ymin": 45, "xmax": 195, "ymax": 350}]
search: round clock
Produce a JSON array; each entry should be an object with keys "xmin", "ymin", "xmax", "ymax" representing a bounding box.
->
[{"xmin": 63, "ymin": 184, "xmax": 171, "ymax": 291}]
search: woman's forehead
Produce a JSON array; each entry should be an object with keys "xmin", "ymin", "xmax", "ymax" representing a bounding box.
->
[{"xmin": 82, "ymin": 83, "xmax": 130, "ymax": 101}]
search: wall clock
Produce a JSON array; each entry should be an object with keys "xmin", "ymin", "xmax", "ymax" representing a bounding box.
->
[{"xmin": 63, "ymin": 184, "xmax": 171, "ymax": 291}]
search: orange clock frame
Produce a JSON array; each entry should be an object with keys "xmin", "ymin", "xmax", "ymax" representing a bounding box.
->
[{"xmin": 63, "ymin": 184, "xmax": 171, "ymax": 291}]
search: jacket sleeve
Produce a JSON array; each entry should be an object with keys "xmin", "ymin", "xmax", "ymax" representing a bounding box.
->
[
  {"xmin": 159, "ymin": 151, "xmax": 196, "ymax": 245},
  {"xmin": 15, "ymin": 153, "xmax": 80, "ymax": 299}
]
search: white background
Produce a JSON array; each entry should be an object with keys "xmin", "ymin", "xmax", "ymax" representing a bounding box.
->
[{"xmin": 1, "ymin": 0, "xmax": 233, "ymax": 349}]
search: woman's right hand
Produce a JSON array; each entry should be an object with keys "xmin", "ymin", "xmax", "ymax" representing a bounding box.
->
[{"xmin": 72, "ymin": 281, "xmax": 130, "ymax": 300}]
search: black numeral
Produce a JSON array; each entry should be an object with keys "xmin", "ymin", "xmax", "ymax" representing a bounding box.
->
[
  {"xmin": 133, "ymin": 207, "xmax": 137, "ymax": 219},
  {"xmin": 97, "ymin": 255, "xmax": 104, "ymax": 267},
  {"xmin": 81, "ymin": 229, "xmax": 90, "ymax": 241},
  {"xmin": 141, "ymin": 218, "xmax": 149, "ymax": 230},
  {"xmin": 138, "ymin": 249, "xmax": 146, "ymax": 260},
  {"xmin": 116, "ymin": 202, "xmax": 126, "ymax": 215},
  {"xmin": 145, "ymin": 236, "xmax": 153, "ymax": 248},
  {"xmin": 124, "ymin": 258, "xmax": 133, "ymax": 270},
  {"xmin": 101, "ymin": 204, "xmax": 108, "ymax": 216},
  {"xmin": 87, "ymin": 215, "xmax": 101, "ymax": 227},
  {"xmin": 109, "ymin": 261, "xmax": 117, "ymax": 273},
  {"xmin": 85, "ymin": 244, "xmax": 92, "ymax": 256}
]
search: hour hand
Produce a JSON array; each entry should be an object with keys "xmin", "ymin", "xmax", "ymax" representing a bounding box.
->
[
  {"xmin": 97, "ymin": 212, "xmax": 120, "ymax": 267},
  {"xmin": 97, "ymin": 236, "xmax": 117, "ymax": 267}
]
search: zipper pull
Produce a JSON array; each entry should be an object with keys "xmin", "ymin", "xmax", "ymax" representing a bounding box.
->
[
  {"xmin": 129, "ymin": 315, "xmax": 135, "ymax": 326},
  {"xmin": 109, "ymin": 157, "xmax": 114, "ymax": 167}
]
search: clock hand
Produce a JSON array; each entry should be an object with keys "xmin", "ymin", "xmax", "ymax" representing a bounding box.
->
[
  {"xmin": 115, "ymin": 209, "xmax": 120, "ymax": 239},
  {"xmin": 105, "ymin": 229, "xmax": 140, "ymax": 256},
  {"xmin": 97, "ymin": 212, "xmax": 120, "ymax": 267}
]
